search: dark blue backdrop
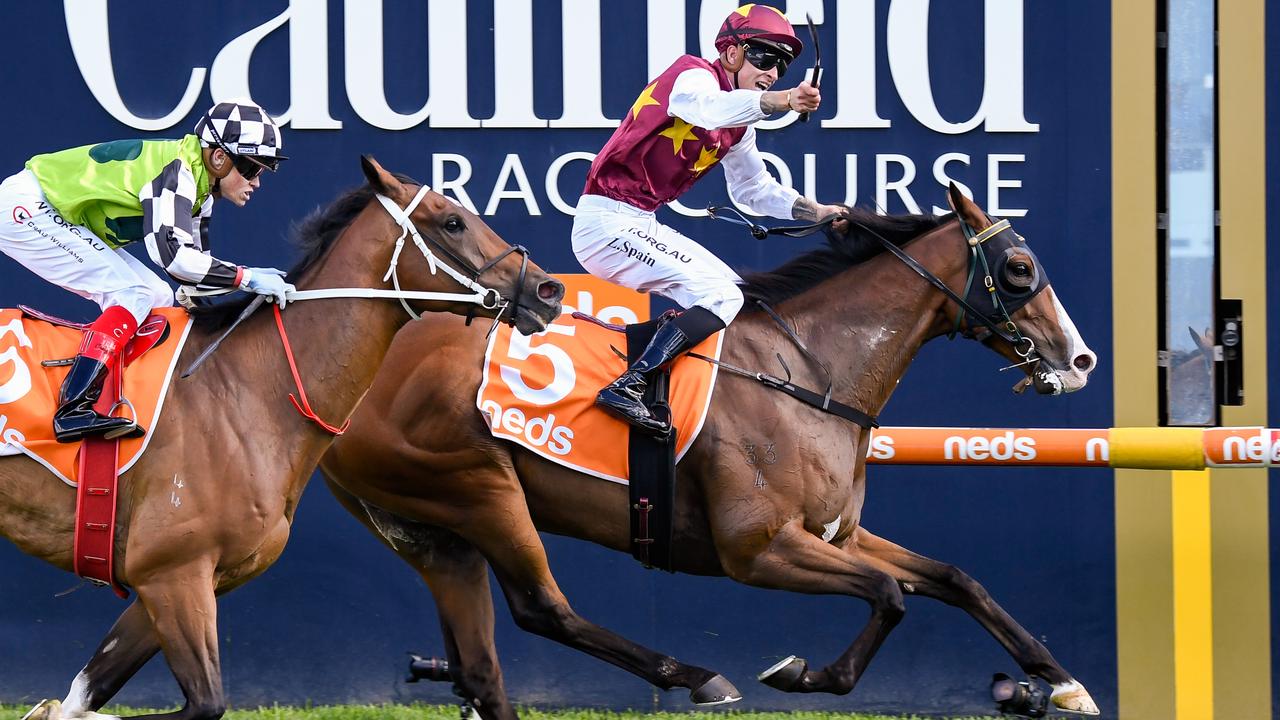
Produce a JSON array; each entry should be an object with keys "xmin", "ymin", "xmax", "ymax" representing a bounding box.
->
[{"xmin": 0, "ymin": 2, "xmax": 1115, "ymax": 715}]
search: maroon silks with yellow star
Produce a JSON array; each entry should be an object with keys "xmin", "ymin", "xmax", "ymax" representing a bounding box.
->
[{"xmin": 583, "ymin": 55, "xmax": 747, "ymax": 212}]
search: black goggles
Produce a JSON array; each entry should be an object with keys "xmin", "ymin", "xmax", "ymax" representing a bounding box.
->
[
  {"xmin": 230, "ymin": 154, "xmax": 279, "ymax": 181},
  {"xmin": 743, "ymin": 43, "xmax": 791, "ymax": 77}
]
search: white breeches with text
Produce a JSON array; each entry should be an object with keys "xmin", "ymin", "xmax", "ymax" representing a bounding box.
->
[
  {"xmin": 571, "ymin": 194, "xmax": 744, "ymax": 325},
  {"xmin": 0, "ymin": 170, "xmax": 173, "ymax": 324}
]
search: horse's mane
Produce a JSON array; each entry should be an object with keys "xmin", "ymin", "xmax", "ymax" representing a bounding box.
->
[
  {"xmin": 188, "ymin": 173, "xmax": 420, "ymax": 330},
  {"xmin": 738, "ymin": 207, "xmax": 952, "ymax": 310}
]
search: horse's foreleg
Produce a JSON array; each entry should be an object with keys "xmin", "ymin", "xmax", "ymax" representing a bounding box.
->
[
  {"xmin": 853, "ymin": 528, "xmax": 1100, "ymax": 715},
  {"xmin": 323, "ymin": 478, "xmax": 515, "ymax": 720},
  {"xmin": 715, "ymin": 520, "xmax": 905, "ymax": 695},
  {"xmin": 462, "ymin": 497, "xmax": 740, "ymax": 706},
  {"xmin": 421, "ymin": 543, "xmax": 512, "ymax": 720},
  {"xmin": 40, "ymin": 599, "xmax": 163, "ymax": 720},
  {"xmin": 115, "ymin": 570, "xmax": 225, "ymax": 720}
]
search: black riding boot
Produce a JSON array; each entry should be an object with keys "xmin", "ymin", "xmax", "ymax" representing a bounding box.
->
[
  {"xmin": 596, "ymin": 320, "xmax": 692, "ymax": 434},
  {"xmin": 53, "ymin": 355, "xmax": 137, "ymax": 443}
]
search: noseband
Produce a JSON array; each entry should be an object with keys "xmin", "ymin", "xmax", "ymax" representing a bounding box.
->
[{"xmin": 375, "ymin": 186, "xmax": 530, "ymax": 326}]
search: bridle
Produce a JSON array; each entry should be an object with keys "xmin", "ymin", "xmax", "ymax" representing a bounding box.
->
[
  {"xmin": 179, "ymin": 185, "xmax": 533, "ymax": 376},
  {"xmin": 365, "ymin": 185, "xmax": 531, "ymax": 327},
  {"xmin": 677, "ymin": 206, "xmax": 1056, "ymax": 429},
  {"xmin": 705, "ymin": 206, "xmax": 1050, "ymax": 367},
  {"xmin": 178, "ymin": 184, "xmax": 538, "ymax": 430},
  {"xmin": 186, "ymin": 185, "xmax": 531, "ymax": 329}
]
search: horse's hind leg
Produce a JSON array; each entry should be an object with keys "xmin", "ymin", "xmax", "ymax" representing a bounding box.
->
[
  {"xmin": 854, "ymin": 528, "xmax": 1100, "ymax": 715},
  {"xmin": 714, "ymin": 519, "xmax": 906, "ymax": 695}
]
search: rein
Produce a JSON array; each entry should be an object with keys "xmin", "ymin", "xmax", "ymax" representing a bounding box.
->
[
  {"xmin": 689, "ymin": 297, "xmax": 879, "ymax": 430},
  {"xmin": 705, "ymin": 205, "xmax": 1037, "ymax": 356},
  {"xmin": 182, "ymin": 185, "xmax": 530, "ymax": 432},
  {"xmin": 697, "ymin": 205, "xmax": 1051, "ymax": 425}
]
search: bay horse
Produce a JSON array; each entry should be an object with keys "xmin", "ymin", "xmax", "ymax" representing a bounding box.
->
[
  {"xmin": 6, "ymin": 156, "xmax": 564, "ymax": 720},
  {"xmin": 319, "ymin": 185, "xmax": 1101, "ymax": 719}
]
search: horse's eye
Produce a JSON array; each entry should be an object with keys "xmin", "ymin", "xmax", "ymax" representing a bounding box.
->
[
  {"xmin": 444, "ymin": 217, "xmax": 465, "ymax": 233},
  {"xmin": 1004, "ymin": 259, "xmax": 1035, "ymax": 290}
]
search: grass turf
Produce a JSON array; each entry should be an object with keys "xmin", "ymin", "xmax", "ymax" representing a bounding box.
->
[{"xmin": 2, "ymin": 705, "xmax": 1002, "ymax": 720}]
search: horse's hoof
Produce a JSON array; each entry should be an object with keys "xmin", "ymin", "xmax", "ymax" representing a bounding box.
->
[
  {"xmin": 689, "ymin": 674, "xmax": 742, "ymax": 705},
  {"xmin": 1051, "ymin": 679, "xmax": 1101, "ymax": 715},
  {"xmin": 21, "ymin": 699, "xmax": 61, "ymax": 720},
  {"xmin": 758, "ymin": 655, "xmax": 808, "ymax": 691}
]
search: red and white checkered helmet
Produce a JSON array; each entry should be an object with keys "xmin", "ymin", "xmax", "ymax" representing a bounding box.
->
[{"xmin": 715, "ymin": 4, "xmax": 803, "ymax": 60}]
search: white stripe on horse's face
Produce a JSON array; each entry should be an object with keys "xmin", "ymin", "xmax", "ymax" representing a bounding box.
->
[{"xmin": 1044, "ymin": 288, "xmax": 1095, "ymax": 393}]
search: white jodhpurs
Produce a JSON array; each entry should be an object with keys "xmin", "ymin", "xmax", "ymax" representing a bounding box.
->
[
  {"xmin": 0, "ymin": 170, "xmax": 173, "ymax": 324},
  {"xmin": 571, "ymin": 194, "xmax": 745, "ymax": 325}
]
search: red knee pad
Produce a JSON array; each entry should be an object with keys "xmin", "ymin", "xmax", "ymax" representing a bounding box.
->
[{"xmin": 81, "ymin": 306, "xmax": 138, "ymax": 363}]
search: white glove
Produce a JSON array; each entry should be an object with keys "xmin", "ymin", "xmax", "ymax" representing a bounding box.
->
[{"xmin": 244, "ymin": 267, "xmax": 295, "ymax": 309}]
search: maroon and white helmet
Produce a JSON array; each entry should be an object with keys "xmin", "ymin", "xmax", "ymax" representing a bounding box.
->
[{"xmin": 715, "ymin": 4, "xmax": 803, "ymax": 60}]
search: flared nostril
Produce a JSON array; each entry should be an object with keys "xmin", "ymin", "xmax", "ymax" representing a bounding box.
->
[
  {"xmin": 539, "ymin": 280, "xmax": 565, "ymax": 301},
  {"xmin": 1073, "ymin": 353, "xmax": 1095, "ymax": 372}
]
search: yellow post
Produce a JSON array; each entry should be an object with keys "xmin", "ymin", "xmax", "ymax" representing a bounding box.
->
[
  {"xmin": 1212, "ymin": 0, "xmax": 1271, "ymax": 716},
  {"xmin": 1112, "ymin": 1, "xmax": 1177, "ymax": 718},
  {"xmin": 1172, "ymin": 469, "xmax": 1214, "ymax": 720}
]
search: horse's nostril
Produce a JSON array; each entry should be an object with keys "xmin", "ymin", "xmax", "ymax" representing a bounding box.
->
[
  {"xmin": 1073, "ymin": 354, "xmax": 1094, "ymax": 372},
  {"xmin": 539, "ymin": 281, "xmax": 564, "ymax": 301}
]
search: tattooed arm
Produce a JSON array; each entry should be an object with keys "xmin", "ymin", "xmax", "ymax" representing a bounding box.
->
[
  {"xmin": 792, "ymin": 196, "xmax": 846, "ymax": 222},
  {"xmin": 760, "ymin": 90, "xmax": 792, "ymax": 115},
  {"xmin": 760, "ymin": 81, "xmax": 821, "ymax": 115}
]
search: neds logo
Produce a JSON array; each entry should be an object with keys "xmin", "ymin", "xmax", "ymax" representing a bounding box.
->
[
  {"xmin": 943, "ymin": 432, "xmax": 1036, "ymax": 461},
  {"xmin": 1219, "ymin": 433, "xmax": 1280, "ymax": 464}
]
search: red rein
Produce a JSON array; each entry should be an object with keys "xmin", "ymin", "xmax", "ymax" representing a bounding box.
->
[{"xmin": 273, "ymin": 304, "xmax": 350, "ymax": 436}]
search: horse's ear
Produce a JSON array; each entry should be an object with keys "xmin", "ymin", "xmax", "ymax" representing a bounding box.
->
[
  {"xmin": 1187, "ymin": 325, "xmax": 1214, "ymax": 355},
  {"xmin": 361, "ymin": 155, "xmax": 404, "ymax": 198},
  {"xmin": 946, "ymin": 182, "xmax": 989, "ymax": 229}
]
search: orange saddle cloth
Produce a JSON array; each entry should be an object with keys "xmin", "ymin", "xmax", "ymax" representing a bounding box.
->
[
  {"xmin": 477, "ymin": 312, "xmax": 723, "ymax": 484},
  {"xmin": 0, "ymin": 307, "xmax": 193, "ymax": 485}
]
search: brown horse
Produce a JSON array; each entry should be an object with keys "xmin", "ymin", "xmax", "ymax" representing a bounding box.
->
[
  {"xmin": 6, "ymin": 156, "xmax": 564, "ymax": 720},
  {"xmin": 320, "ymin": 185, "xmax": 1101, "ymax": 719}
]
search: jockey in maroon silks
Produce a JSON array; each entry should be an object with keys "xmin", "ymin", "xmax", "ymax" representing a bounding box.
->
[{"xmin": 573, "ymin": 4, "xmax": 844, "ymax": 434}]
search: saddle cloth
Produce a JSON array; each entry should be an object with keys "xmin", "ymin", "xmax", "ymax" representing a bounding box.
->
[
  {"xmin": 477, "ymin": 301, "xmax": 723, "ymax": 484},
  {"xmin": 0, "ymin": 307, "xmax": 193, "ymax": 486}
]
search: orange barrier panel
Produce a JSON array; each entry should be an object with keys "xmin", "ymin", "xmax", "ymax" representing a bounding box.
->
[{"xmin": 864, "ymin": 427, "xmax": 1280, "ymax": 469}]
